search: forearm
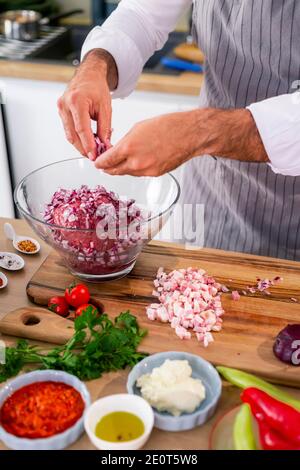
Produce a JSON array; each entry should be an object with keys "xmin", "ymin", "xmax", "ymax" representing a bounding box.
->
[
  {"xmin": 188, "ymin": 108, "xmax": 269, "ymax": 163},
  {"xmin": 94, "ymin": 106, "xmax": 269, "ymax": 177},
  {"xmin": 80, "ymin": 49, "xmax": 118, "ymax": 91}
]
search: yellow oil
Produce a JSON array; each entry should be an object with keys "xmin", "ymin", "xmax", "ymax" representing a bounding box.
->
[{"xmin": 95, "ymin": 411, "xmax": 145, "ymax": 443}]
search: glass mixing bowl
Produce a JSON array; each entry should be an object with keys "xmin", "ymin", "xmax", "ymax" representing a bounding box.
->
[{"xmin": 14, "ymin": 158, "xmax": 180, "ymax": 282}]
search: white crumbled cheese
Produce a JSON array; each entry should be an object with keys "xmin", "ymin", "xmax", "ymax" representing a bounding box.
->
[{"xmin": 136, "ymin": 359, "xmax": 206, "ymax": 416}]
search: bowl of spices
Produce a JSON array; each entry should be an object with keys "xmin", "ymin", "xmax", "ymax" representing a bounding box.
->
[
  {"xmin": 0, "ymin": 370, "xmax": 91, "ymax": 450},
  {"xmin": 4, "ymin": 222, "xmax": 40, "ymax": 255},
  {"xmin": 84, "ymin": 394, "xmax": 154, "ymax": 450},
  {"xmin": 0, "ymin": 252, "xmax": 24, "ymax": 271}
]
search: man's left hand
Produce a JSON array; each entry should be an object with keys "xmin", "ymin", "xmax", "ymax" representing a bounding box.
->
[
  {"xmin": 94, "ymin": 112, "xmax": 198, "ymax": 176},
  {"xmin": 94, "ymin": 108, "xmax": 269, "ymax": 176}
]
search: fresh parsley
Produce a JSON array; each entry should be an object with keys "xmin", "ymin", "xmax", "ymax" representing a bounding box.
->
[{"xmin": 0, "ymin": 308, "xmax": 147, "ymax": 382}]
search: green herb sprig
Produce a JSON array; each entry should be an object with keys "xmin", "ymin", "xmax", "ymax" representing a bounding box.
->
[{"xmin": 0, "ymin": 308, "xmax": 147, "ymax": 383}]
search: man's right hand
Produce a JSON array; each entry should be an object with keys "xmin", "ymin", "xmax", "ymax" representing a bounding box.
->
[{"xmin": 57, "ymin": 49, "xmax": 118, "ymax": 161}]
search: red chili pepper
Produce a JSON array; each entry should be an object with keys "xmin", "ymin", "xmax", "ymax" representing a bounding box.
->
[
  {"xmin": 241, "ymin": 387, "xmax": 300, "ymax": 446},
  {"xmin": 255, "ymin": 418, "xmax": 300, "ymax": 450}
]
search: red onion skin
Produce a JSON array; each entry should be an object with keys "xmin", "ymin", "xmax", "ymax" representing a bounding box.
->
[{"xmin": 273, "ymin": 324, "xmax": 300, "ymax": 366}]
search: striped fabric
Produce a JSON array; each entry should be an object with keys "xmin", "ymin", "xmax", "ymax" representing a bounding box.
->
[{"xmin": 181, "ymin": 0, "xmax": 300, "ymax": 260}]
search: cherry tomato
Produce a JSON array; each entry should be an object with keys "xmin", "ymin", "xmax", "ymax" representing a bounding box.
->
[
  {"xmin": 48, "ymin": 296, "xmax": 69, "ymax": 317},
  {"xmin": 65, "ymin": 283, "xmax": 90, "ymax": 308},
  {"xmin": 75, "ymin": 303, "xmax": 98, "ymax": 317}
]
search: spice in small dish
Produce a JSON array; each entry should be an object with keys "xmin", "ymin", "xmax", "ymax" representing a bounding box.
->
[
  {"xmin": 0, "ymin": 278, "xmax": 3, "ymax": 288},
  {"xmin": 95, "ymin": 411, "xmax": 145, "ymax": 443},
  {"xmin": 17, "ymin": 239, "xmax": 37, "ymax": 253},
  {"xmin": 0, "ymin": 253, "xmax": 23, "ymax": 271}
]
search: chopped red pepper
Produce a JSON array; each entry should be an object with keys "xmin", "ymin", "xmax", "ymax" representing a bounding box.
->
[
  {"xmin": 241, "ymin": 387, "xmax": 300, "ymax": 448},
  {"xmin": 0, "ymin": 381, "xmax": 84, "ymax": 438}
]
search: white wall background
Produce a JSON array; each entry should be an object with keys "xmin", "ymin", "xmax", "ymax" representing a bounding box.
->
[
  {"xmin": 0, "ymin": 108, "xmax": 14, "ymax": 217},
  {"xmin": 2, "ymin": 78, "xmax": 198, "ymax": 187},
  {"xmin": 0, "ymin": 77, "xmax": 198, "ymax": 219}
]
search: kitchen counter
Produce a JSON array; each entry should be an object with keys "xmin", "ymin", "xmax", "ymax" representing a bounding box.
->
[
  {"xmin": 1, "ymin": 217, "xmax": 300, "ymax": 451},
  {"xmin": 0, "ymin": 60, "xmax": 203, "ymax": 96}
]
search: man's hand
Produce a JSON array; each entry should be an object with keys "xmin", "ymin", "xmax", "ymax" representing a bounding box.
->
[
  {"xmin": 95, "ymin": 111, "xmax": 203, "ymax": 176},
  {"xmin": 58, "ymin": 49, "xmax": 118, "ymax": 160},
  {"xmin": 94, "ymin": 107, "xmax": 269, "ymax": 176}
]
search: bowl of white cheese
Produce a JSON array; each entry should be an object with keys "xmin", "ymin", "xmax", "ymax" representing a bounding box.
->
[{"xmin": 127, "ymin": 351, "xmax": 222, "ymax": 431}]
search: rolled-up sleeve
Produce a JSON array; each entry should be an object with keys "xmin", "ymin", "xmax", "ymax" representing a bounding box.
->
[
  {"xmin": 81, "ymin": 0, "xmax": 191, "ymax": 99},
  {"xmin": 248, "ymin": 93, "xmax": 300, "ymax": 176}
]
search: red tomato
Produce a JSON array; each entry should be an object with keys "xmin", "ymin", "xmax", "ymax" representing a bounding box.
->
[
  {"xmin": 65, "ymin": 283, "xmax": 90, "ymax": 308},
  {"xmin": 48, "ymin": 296, "xmax": 69, "ymax": 317},
  {"xmin": 75, "ymin": 304, "xmax": 98, "ymax": 317}
]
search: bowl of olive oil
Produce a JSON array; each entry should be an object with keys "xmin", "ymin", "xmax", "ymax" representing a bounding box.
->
[{"xmin": 84, "ymin": 394, "xmax": 154, "ymax": 450}]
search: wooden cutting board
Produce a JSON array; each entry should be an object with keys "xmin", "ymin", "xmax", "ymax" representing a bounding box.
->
[
  {"xmin": 26, "ymin": 241, "xmax": 300, "ymax": 387},
  {"xmin": 0, "ymin": 307, "xmax": 74, "ymax": 344}
]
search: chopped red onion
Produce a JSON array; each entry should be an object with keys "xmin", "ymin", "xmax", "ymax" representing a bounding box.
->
[
  {"xmin": 94, "ymin": 134, "xmax": 107, "ymax": 156},
  {"xmin": 224, "ymin": 276, "xmax": 284, "ymax": 301},
  {"xmin": 44, "ymin": 185, "xmax": 146, "ymax": 275}
]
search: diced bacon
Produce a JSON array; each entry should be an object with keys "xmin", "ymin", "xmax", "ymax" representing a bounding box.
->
[
  {"xmin": 212, "ymin": 322, "xmax": 222, "ymax": 332},
  {"xmin": 203, "ymin": 332, "xmax": 214, "ymax": 348},
  {"xmin": 145, "ymin": 267, "xmax": 225, "ymax": 347},
  {"xmin": 175, "ymin": 326, "xmax": 191, "ymax": 340},
  {"xmin": 171, "ymin": 317, "xmax": 181, "ymax": 329},
  {"xmin": 152, "ymin": 290, "xmax": 159, "ymax": 297},
  {"xmin": 231, "ymin": 290, "xmax": 241, "ymax": 301},
  {"xmin": 146, "ymin": 307, "xmax": 157, "ymax": 321},
  {"xmin": 156, "ymin": 305, "xmax": 169, "ymax": 323}
]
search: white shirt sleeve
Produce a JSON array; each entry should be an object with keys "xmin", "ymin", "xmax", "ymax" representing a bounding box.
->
[
  {"xmin": 81, "ymin": 0, "xmax": 192, "ymax": 99},
  {"xmin": 247, "ymin": 93, "xmax": 300, "ymax": 176}
]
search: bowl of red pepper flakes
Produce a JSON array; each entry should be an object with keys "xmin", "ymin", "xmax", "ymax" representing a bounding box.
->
[{"xmin": 0, "ymin": 370, "xmax": 91, "ymax": 450}]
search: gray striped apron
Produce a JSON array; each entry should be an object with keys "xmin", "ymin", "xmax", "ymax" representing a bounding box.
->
[{"xmin": 181, "ymin": 0, "xmax": 300, "ymax": 260}]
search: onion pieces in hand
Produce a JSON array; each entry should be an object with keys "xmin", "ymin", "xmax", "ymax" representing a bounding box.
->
[
  {"xmin": 94, "ymin": 134, "xmax": 107, "ymax": 156},
  {"xmin": 146, "ymin": 267, "xmax": 224, "ymax": 347}
]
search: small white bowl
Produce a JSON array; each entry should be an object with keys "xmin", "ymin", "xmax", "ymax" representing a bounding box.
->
[
  {"xmin": 4, "ymin": 222, "xmax": 40, "ymax": 255},
  {"xmin": 0, "ymin": 252, "xmax": 25, "ymax": 271},
  {"xmin": 0, "ymin": 370, "xmax": 91, "ymax": 450},
  {"xmin": 0, "ymin": 272, "xmax": 8, "ymax": 289},
  {"xmin": 84, "ymin": 393, "xmax": 154, "ymax": 450},
  {"xmin": 127, "ymin": 351, "xmax": 222, "ymax": 432}
]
